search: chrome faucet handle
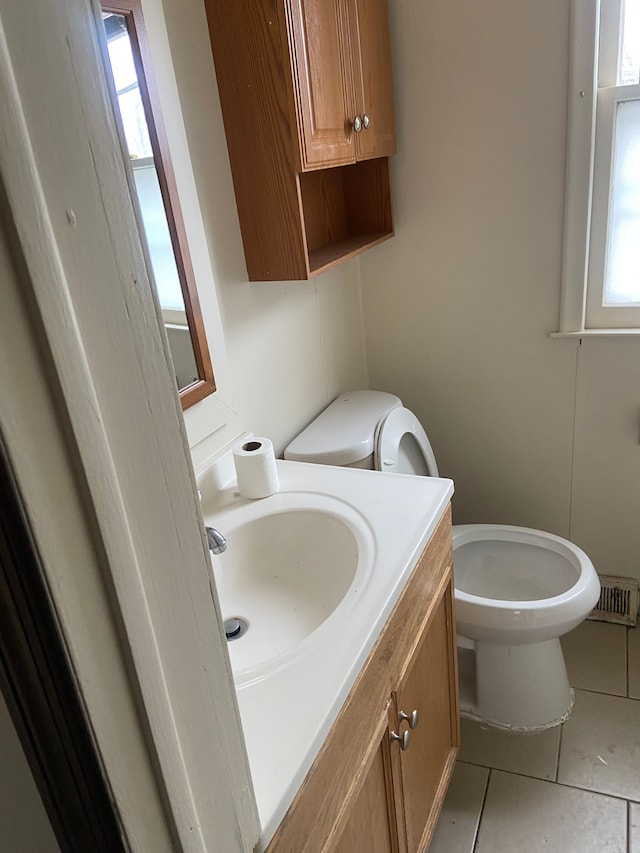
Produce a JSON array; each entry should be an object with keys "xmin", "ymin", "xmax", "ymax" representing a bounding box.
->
[{"xmin": 206, "ymin": 526, "xmax": 227, "ymax": 555}]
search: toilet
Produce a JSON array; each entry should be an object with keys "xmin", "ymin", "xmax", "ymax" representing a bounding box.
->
[{"xmin": 284, "ymin": 390, "xmax": 601, "ymax": 731}]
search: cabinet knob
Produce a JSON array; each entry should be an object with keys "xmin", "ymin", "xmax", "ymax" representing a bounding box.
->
[
  {"xmin": 352, "ymin": 115, "xmax": 363, "ymax": 133},
  {"xmin": 390, "ymin": 729, "xmax": 411, "ymax": 751},
  {"xmin": 399, "ymin": 709, "xmax": 419, "ymax": 730},
  {"xmin": 362, "ymin": 113, "xmax": 371, "ymax": 129}
]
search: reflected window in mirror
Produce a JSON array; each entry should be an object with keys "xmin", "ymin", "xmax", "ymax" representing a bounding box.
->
[{"xmin": 101, "ymin": 1, "xmax": 216, "ymax": 409}]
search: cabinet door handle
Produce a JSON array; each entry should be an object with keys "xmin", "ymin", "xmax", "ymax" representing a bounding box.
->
[
  {"xmin": 390, "ymin": 729, "xmax": 411, "ymax": 750},
  {"xmin": 362, "ymin": 113, "xmax": 371, "ymax": 129},
  {"xmin": 399, "ymin": 709, "xmax": 419, "ymax": 730},
  {"xmin": 352, "ymin": 115, "xmax": 363, "ymax": 133}
]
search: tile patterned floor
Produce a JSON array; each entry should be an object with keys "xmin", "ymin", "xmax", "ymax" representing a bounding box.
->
[{"xmin": 430, "ymin": 621, "xmax": 640, "ymax": 853}]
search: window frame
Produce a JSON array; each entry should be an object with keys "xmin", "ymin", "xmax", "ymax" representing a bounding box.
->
[{"xmin": 559, "ymin": 0, "xmax": 640, "ymax": 334}]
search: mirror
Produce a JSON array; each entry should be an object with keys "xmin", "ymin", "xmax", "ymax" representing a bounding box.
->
[{"xmin": 101, "ymin": 1, "xmax": 216, "ymax": 409}]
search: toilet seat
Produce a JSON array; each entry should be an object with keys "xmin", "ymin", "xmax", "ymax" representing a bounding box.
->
[
  {"xmin": 374, "ymin": 408, "xmax": 439, "ymax": 476},
  {"xmin": 453, "ymin": 524, "xmax": 600, "ymax": 645},
  {"xmin": 454, "ymin": 526, "xmax": 581, "ymax": 602}
]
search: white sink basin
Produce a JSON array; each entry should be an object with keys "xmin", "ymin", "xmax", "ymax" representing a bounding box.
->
[{"xmin": 208, "ymin": 492, "xmax": 374, "ymax": 684}]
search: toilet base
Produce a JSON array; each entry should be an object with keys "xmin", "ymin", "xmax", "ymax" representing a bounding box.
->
[{"xmin": 458, "ymin": 637, "xmax": 574, "ymax": 732}]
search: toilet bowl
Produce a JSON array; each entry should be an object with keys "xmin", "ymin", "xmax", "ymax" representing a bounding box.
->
[
  {"xmin": 453, "ymin": 524, "xmax": 600, "ymax": 729},
  {"xmin": 285, "ymin": 390, "xmax": 601, "ymax": 731}
]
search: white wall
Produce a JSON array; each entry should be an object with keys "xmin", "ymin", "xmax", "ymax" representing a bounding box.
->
[
  {"xmin": 571, "ymin": 340, "xmax": 640, "ymax": 582},
  {"xmin": 143, "ymin": 0, "xmax": 368, "ymax": 468},
  {"xmin": 360, "ymin": 0, "xmax": 640, "ymax": 581}
]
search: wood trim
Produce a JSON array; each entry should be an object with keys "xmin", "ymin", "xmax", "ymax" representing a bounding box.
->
[
  {"xmin": 0, "ymin": 431, "xmax": 125, "ymax": 852},
  {"xmin": 102, "ymin": 0, "xmax": 216, "ymax": 407},
  {"xmin": 265, "ymin": 506, "xmax": 452, "ymax": 853},
  {"xmin": 381, "ymin": 705, "xmax": 402, "ymax": 853},
  {"xmin": 178, "ymin": 375, "xmax": 218, "ymax": 409},
  {"xmin": 386, "ymin": 698, "xmax": 408, "ymax": 853},
  {"xmin": 0, "ymin": 4, "xmax": 259, "ymax": 847},
  {"xmin": 279, "ymin": 0, "xmax": 312, "ymax": 174},
  {"xmin": 446, "ymin": 583, "xmax": 461, "ymax": 753}
]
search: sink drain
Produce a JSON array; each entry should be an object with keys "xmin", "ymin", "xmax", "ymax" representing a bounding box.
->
[{"xmin": 224, "ymin": 617, "xmax": 248, "ymax": 641}]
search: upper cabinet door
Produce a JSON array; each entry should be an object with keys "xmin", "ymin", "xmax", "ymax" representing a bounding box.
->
[
  {"xmin": 286, "ymin": 0, "xmax": 357, "ymax": 170},
  {"xmin": 349, "ymin": 0, "xmax": 396, "ymax": 160}
]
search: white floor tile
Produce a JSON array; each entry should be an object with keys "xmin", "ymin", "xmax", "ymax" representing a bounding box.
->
[
  {"xmin": 429, "ymin": 762, "xmax": 488, "ymax": 853},
  {"xmin": 561, "ymin": 621, "xmax": 627, "ymax": 696},
  {"xmin": 631, "ymin": 803, "xmax": 640, "ymax": 853},
  {"xmin": 475, "ymin": 771, "xmax": 626, "ymax": 853},
  {"xmin": 558, "ymin": 688, "xmax": 640, "ymax": 799},
  {"xmin": 629, "ymin": 626, "xmax": 640, "ymax": 700},
  {"xmin": 457, "ymin": 716, "xmax": 560, "ymax": 781}
]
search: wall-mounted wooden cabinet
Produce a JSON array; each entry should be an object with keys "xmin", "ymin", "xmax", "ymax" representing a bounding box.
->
[
  {"xmin": 265, "ymin": 507, "xmax": 460, "ymax": 853},
  {"xmin": 205, "ymin": 0, "xmax": 396, "ymax": 281}
]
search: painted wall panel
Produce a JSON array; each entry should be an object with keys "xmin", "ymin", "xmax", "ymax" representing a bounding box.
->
[
  {"xmin": 360, "ymin": 0, "xmax": 578, "ymax": 536},
  {"xmin": 571, "ymin": 339, "xmax": 640, "ymax": 581}
]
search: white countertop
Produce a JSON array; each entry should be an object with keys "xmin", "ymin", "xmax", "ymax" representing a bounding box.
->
[{"xmin": 200, "ymin": 457, "xmax": 453, "ymax": 850}]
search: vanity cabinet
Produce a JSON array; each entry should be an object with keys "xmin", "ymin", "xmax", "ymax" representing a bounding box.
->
[
  {"xmin": 204, "ymin": 0, "xmax": 396, "ymax": 281},
  {"xmin": 266, "ymin": 506, "xmax": 459, "ymax": 853}
]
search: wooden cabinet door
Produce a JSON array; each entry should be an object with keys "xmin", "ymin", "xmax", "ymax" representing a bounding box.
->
[
  {"xmin": 391, "ymin": 579, "xmax": 459, "ymax": 853},
  {"xmin": 349, "ymin": 0, "xmax": 396, "ymax": 160},
  {"xmin": 285, "ymin": 0, "xmax": 357, "ymax": 170},
  {"xmin": 334, "ymin": 726, "xmax": 398, "ymax": 853}
]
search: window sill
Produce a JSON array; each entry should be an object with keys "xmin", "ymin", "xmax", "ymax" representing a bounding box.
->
[{"xmin": 550, "ymin": 329, "xmax": 640, "ymax": 339}]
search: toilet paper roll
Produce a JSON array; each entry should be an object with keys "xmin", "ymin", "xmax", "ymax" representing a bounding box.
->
[{"xmin": 232, "ymin": 437, "xmax": 280, "ymax": 499}]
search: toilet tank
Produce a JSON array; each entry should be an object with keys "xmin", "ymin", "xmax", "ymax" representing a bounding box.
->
[{"xmin": 284, "ymin": 390, "xmax": 401, "ymax": 468}]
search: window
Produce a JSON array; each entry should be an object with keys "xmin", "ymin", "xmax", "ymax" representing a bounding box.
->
[{"xmin": 560, "ymin": 0, "xmax": 640, "ymax": 332}]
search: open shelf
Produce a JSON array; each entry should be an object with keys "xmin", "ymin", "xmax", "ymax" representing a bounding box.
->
[
  {"xmin": 299, "ymin": 157, "xmax": 394, "ymax": 277},
  {"xmin": 308, "ymin": 233, "xmax": 393, "ymax": 276}
]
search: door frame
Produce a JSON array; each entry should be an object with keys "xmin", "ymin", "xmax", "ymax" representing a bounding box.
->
[
  {"xmin": 0, "ymin": 2, "xmax": 258, "ymax": 850},
  {"xmin": 0, "ymin": 432, "xmax": 126, "ymax": 852}
]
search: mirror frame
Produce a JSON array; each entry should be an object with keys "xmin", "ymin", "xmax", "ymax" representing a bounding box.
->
[{"xmin": 101, "ymin": 0, "xmax": 216, "ymax": 410}]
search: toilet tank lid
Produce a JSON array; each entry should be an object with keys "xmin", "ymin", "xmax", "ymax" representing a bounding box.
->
[{"xmin": 284, "ymin": 390, "xmax": 401, "ymax": 466}]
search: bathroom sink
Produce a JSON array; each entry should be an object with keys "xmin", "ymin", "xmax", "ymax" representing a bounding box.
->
[
  {"xmin": 210, "ymin": 494, "xmax": 374, "ymax": 684},
  {"xmin": 198, "ymin": 454, "xmax": 454, "ymax": 844}
]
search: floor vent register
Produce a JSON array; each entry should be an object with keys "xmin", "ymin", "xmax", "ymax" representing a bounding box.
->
[{"xmin": 587, "ymin": 575, "xmax": 639, "ymax": 627}]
